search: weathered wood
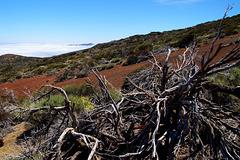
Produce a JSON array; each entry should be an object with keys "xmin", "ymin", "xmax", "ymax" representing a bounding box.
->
[
  {"xmin": 203, "ymin": 81, "xmax": 240, "ymax": 98},
  {"xmin": 20, "ymin": 6, "xmax": 240, "ymax": 159}
]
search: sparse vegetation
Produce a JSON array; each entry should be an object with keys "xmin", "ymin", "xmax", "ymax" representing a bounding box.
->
[
  {"xmin": 208, "ymin": 66, "xmax": 240, "ymax": 112},
  {"xmin": 1, "ymin": 14, "xmax": 239, "ymax": 84},
  {"xmin": 110, "ymin": 57, "xmax": 122, "ymax": 63},
  {"xmin": 96, "ymin": 63, "xmax": 115, "ymax": 71},
  {"xmin": 32, "ymin": 94, "xmax": 93, "ymax": 113},
  {"xmin": 63, "ymin": 83, "xmax": 95, "ymax": 97},
  {"xmin": 0, "ymin": 10, "xmax": 239, "ymax": 160}
]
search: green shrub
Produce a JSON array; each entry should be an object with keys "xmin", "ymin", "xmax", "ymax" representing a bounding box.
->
[
  {"xmin": 69, "ymin": 95, "xmax": 94, "ymax": 113},
  {"xmin": 208, "ymin": 66, "xmax": 240, "ymax": 113},
  {"xmin": 123, "ymin": 45, "xmax": 150, "ymax": 66},
  {"xmin": 69, "ymin": 54, "xmax": 86, "ymax": 60},
  {"xmin": 205, "ymin": 33, "xmax": 216, "ymax": 39},
  {"xmin": 33, "ymin": 94, "xmax": 64, "ymax": 108},
  {"xmin": 95, "ymin": 51, "xmax": 110, "ymax": 60},
  {"xmin": 137, "ymin": 56, "xmax": 148, "ymax": 63},
  {"xmin": 96, "ymin": 63, "xmax": 115, "ymax": 71},
  {"xmin": 122, "ymin": 61, "xmax": 128, "ymax": 66},
  {"xmin": 134, "ymin": 44, "xmax": 152, "ymax": 56},
  {"xmin": 102, "ymin": 63, "xmax": 115, "ymax": 70},
  {"xmin": 209, "ymin": 66, "xmax": 240, "ymax": 87},
  {"xmin": 222, "ymin": 23, "xmax": 239, "ymax": 36},
  {"xmin": 32, "ymin": 67, "xmax": 47, "ymax": 75},
  {"xmin": 56, "ymin": 69, "xmax": 75, "ymax": 82},
  {"xmin": 203, "ymin": 38, "xmax": 209, "ymax": 44},
  {"xmin": 233, "ymin": 28, "xmax": 239, "ymax": 35},
  {"xmin": 111, "ymin": 58, "xmax": 122, "ymax": 63},
  {"xmin": 197, "ymin": 42, "xmax": 202, "ymax": 47},
  {"xmin": 47, "ymin": 63, "xmax": 67, "ymax": 70},
  {"xmin": 171, "ymin": 33, "xmax": 195, "ymax": 48},
  {"xmin": 109, "ymin": 90, "xmax": 121, "ymax": 102},
  {"xmin": 125, "ymin": 54, "xmax": 137, "ymax": 66},
  {"xmin": 83, "ymin": 59, "xmax": 97, "ymax": 67},
  {"xmin": 63, "ymin": 83, "xmax": 94, "ymax": 97},
  {"xmin": 15, "ymin": 74, "xmax": 22, "ymax": 80},
  {"xmin": 96, "ymin": 65, "xmax": 103, "ymax": 71},
  {"xmin": 32, "ymin": 94, "xmax": 94, "ymax": 113},
  {"xmin": 233, "ymin": 38, "xmax": 240, "ymax": 44}
]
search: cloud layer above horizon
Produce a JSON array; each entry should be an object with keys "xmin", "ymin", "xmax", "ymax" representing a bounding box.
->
[{"xmin": 0, "ymin": 43, "xmax": 95, "ymax": 57}]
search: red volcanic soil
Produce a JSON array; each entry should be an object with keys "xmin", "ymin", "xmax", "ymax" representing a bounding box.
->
[
  {"xmin": 0, "ymin": 33, "xmax": 239, "ymax": 98},
  {"xmin": 0, "ymin": 54, "xmax": 18, "ymax": 58},
  {"xmin": 0, "ymin": 75, "xmax": 56, "ymax": 98},
  {"xmin": 55, "ymin": 59, "xmax": 151, "ymax": 89}
]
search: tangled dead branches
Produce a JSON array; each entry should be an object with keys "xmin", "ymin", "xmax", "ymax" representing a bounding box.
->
[{"xmin": 21, "ymin": 7, "xmax": 240, "ymax": 160}]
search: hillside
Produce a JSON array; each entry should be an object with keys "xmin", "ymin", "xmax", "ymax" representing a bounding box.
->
[
  {"xmin": 0, "ymin": 32, "xmax": 239, "ymax": 99},
  {"xmin": 0, "ymin": 54, "xmax": 18, "ymax": 58},
  {"xmin": 0, "ymin": 14, "xmax": 239, "ymax": 85},
  {"xmin": 0, "ymin": 12, "xmax": 240, "ymax": 159},
  {"xmin": 1, "ymin": 26, "xmax": 239, "ymax": 160},
  {"xmin": 0, "ymin": 54, "xmax": 44, "ymax": 83}
]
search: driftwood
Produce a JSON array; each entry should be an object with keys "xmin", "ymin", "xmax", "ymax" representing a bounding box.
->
[{"xmin": 22, "ymin": 6, "xmax": 240, "ymax": 160}]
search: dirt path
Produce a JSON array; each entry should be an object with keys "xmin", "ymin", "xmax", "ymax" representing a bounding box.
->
[{"xmin": 0, "ymin": 122, "xmax": 31, "ymax": 159}]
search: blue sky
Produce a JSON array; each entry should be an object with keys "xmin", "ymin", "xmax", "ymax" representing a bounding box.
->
[{"xmin": 0, "ymin": 0, "xmax": 239, "ymax": 57}]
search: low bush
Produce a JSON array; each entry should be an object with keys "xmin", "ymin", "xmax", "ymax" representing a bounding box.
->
[
  {"xmin": 69, "ymin": 96, "xmax": 94, "ymax": 113},
  {"xmin": 69, "ymin": 54, "xmax": 86, "ymax": 60},
  {"xmin": 110, "ymin": 57, "xmax": 122, "ymax": 63},
  {"xmin": 75, "ymin": 71, "xmax": 89, "ymax": 78},
  {"xmin": 63, "ymin": 83, "xmax": 94, "ymax": 97},
  {"xmin": 56, "ymin": 69, "xmax": 75, "ymax": 82},
  {"xmin": 171, "ymin": 33, "xmax": 195, "ymax": 48},
  {"xmin": 233, "ymin": 38, "xmax": 240, "ymax": 44},
  {"xmin": 96, "ymin": 63, "xmax": 115, "ymax": 71},
  {"xmin": 102, "ymin": 63, "xmax": 115, "ymax": 70},
  {"xmin": 223, "ymin": 23, "xmax": 239, "ymax": 36},
  {"xmin": 109, "ymin": 90, "xmax": 121, "ymax": 102},
  {"xmin": 33, "ymin": 94, "xmax": 94, "ymax": 113},
  {"xmin": 83, "ymin": 59, "xmax": 97, "ymax": 67},
  {"xmin": 123, "ymin": 45, "xmax": 151, "ymax": 66},
  {"xmin": 208, "ymin": 66, "xmax": 240, "ymax": 112},
  {"xmin": 203, "ymin": 38, "xmax": 209, "ymax": 44},
  {"xmin": 137, "ymin": 56, "xmax": 148, "ymax": 63},
  {"xmin": 15, "ymin": 74, "xmax": 22, "ymax": 80},
  {"xmin": 47, "ymin": 63, "xmax": 67, "ymax": 70},
  {"xmin": 33, "ymin": 94, "xmax": 64, "ymax": 108},
  {"xmin": 209, "ymin": 66, "xmax": 240, "ymax": 87},
  {"xmin": 125, "ymin": 54, "xmax": 138, "ymax": 66},
  {"xmin": 32, "ymin": 67, "xmax": 47, "ymax": 75},
  {"xmin": 122, "ymin": 61, "xmax": 128, "ymax": 66}
]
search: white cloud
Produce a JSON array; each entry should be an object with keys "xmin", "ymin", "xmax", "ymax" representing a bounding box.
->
[
  {"xmin": 0, "ymin": 43, "xmax": 95, "ymax": 57},
  {"xmin": 156, "ymin": 0, "xmax": 203, "ymax": 5}
]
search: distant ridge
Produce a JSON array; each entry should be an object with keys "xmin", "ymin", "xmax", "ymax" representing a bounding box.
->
[
  {"xmin": 0, "ymin": 54, "xmax": 18, "ymax": 58},
  {"xmin": 67, "ymin": 43, "xmax": 95, "ymax": 46}
]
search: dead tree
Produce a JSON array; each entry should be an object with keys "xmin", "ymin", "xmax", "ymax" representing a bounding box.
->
[{"xmin": 22, "ymin": 6, "xmax": 240, "ymax": 160}]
